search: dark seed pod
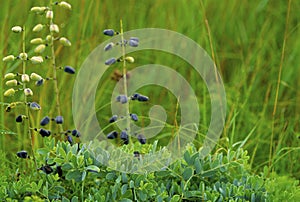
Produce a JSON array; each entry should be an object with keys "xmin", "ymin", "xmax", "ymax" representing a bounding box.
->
[
  {"xmin": 130, "ymin": 113, "xmax": 138, "ymax": 122},
  {"xmin": 104, "ymin": 42, "xmax": 114, "ymax": 51},
  {"xmin": 131, "ymin": 93, "xmax": 140, "ymax": 100},
  {"xmin": 56, "ymin": 165, "xmax": 63, "ymax": 177},
  {"xmin": 133, "ymin": 151, "xmax": 140, "ymax": 158},
  {"xmin": 129, "ymin": 37, "xmax": 139, "ymax": 43},
  {"xmin": 103, "ymin": 29, "xmax": 115, "ymax": 36},
  {"xmin": 123, "ymin": 139, "xmax": 129, "ymax": 145},
  {"xmin": 29, "ymin": 102, "xmax": 41, "ymax": 110},
  {"xmin": 35, "ymin": 79, "xmax": 44, "ymax": 86},
  {"xmin": 16, "ymin": 115, "xmax": 23, "ymax": 123},
  {"xmin": 64, "ymin": 66, "xmax": 75, "ymax": 74},
  {"xmin": 109, "ymin": 115, "xmax": 118, "ymax": 123},
  {"xmin": 137, "ymin": 95, "xmax": 149, "ymax": 102},
  {"xmin": 55, "ymin": 116, "xmax": 63, "ymax": 124},
  {"xmin": 17, "ymin": 150, "xmax": 29, "ymax": 159},
  {"xmin": 105, "ymin": 57, "xmax": 116, "ymax": 65},
  {"xmin": 71, "ymin": 129, "xmax": 81, "ymax": 137},
  {"xmin": 39, "ymin": 128, "xmax": 51, "ymax": 137},
  {"xmin": 40, "ymin": 165, "xmax": 53, "ymax": 174},
  {"xmin": 116, "ymin": 95, "xmax": 128, "ymax": 104},
  {"xmin": 120, "ymin": 130, "xmax": 129, "ymax": 145},
  {"xmin": 107, "ymin": 131, "xmax": 118, "ymax": 139},
  {"xmin": 40, "ymin": 116, "xmax": 50, "ymax": 126},
  {"xmin": 67, "ymin": 135, "xmax": 73, "ymax": 144},
  {"xmin": 137, "ymin": 134, "xmax": 146, "ymax": 144},
  {"xmin": 128, "ymin": 39, "xmax": 139, "ymax": 47}
]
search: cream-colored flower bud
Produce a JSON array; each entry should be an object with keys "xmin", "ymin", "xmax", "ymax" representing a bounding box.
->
[
  {"xmin": 19, "ymin": 53, "xmax": 28, "ymax": 60},
  {"xmin": 46, "ymin": 10, "xmax": 53, "ymax": 19},
  {"xmin": 30, "ymin": 73, "xmax": 43, "ymax": 81},
  {"xmin": 58, "ymin": 1, "xmax": 72, "ymax": 10},
  {"xmin": 30, "ymin": 38, "xmax": 44, "ymax": 44},
  {"xmin": 21, "ymin": 74, "xmax": 30, "ymax": 83},
  {"xmin": 59, "ymin": 37, "xmax": 71, "ymax": 46},
  {"xmin": 125, "ymin": 56, "xmax": 135, "ymax": 63},
  {"xmin": 3, "ymin": 55, "xmax": 15, "ymax": 62},
  {"xmin": 32, "ymin": 24, "xmax": 44, "ymax": 32},
  {"xmin": 30, "ymin": 56, "xmax": 43, "ymax": 64},
  {"xmin": 30, "ymin": 7, "xmax": 44, "ymax": 13},
  {"xmin": 46, "ymin": 35, "xmax": 53, "ymax": 42},
  {"xmin": 34, "ymin": 44, "xmax": 46, "ymax": 54},
  {"xmin": 50, "ymin": 24, "xmax": 59, "ymax": 33},
  {"xmin": 24, "ymin": 88, "xmax": 33, "ymax": 96},
  {"xmin": 4, "ymin": 88, "xmax": 16, "ymax": 97},
  {"xmin": 12, "ymin": 26, "xmax": 23, "ymax": 33},
  {"xmin": 5, "ymin": 79, "xmax": 18, "ymax": 87},
  {"xmin": 4, "ymin": 73, "xmax": 16, "ymax": 79}
]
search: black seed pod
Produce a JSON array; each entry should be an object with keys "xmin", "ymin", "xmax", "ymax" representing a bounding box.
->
[
  {"xmin": 35, "ymin": 79, "xmax": 44, "ymax": 86},
  {"xmin": 40, "ymin": 116, "xmax": 50, "ymax": 126},
  {"xmin": 116, "ymin": 95, "xmax": 128, "ymax": 104},
  {"xmin": 67, "ymin": 135, "xmax": 73, "ymax": 144},
  {"xmin": 137, "ymin": 95, "xmax": 149, "ymax": 102},
  {"xmin": 130, "ymin": 113, "xmax": 138, "ymax": 122},
  {"xmin": 109, "ymin": 115, "xmax": 118, "ymax": 123},
  {"xmin": 64, "ymin": 66, "xmax": 75, "ymax": 74},
  {"xmin": 16, "ymin": 115, "xmax": 23, "ymax": 123},
  {"xmin": 107, "ymin": 131, "xmax": 118, "ymax": 139},
  {"xmin": 104, "ymin": 42, "xmax": 114, "ymax": 51},
  {"xmin": 105, "ymin": 57, "xmax": 116, "ymax": 65},
  {"xmin": 72, "ymin": 129, "xmax": 81, "ymax": 137},
  {"xmin": 120, "ymin": 130, "xmax": 128, "ymax": 140},
  {"xmin": 17, "ymin": 150, "xmax": 29, "ymax": 159},
  {"xmin": 55, "ymin": 116, "xmax": 63, "ymax": 124},
  {"xmin": 130, "ymin": 37, "xmax": 139, "ymax": 43},
  {"xmin": 40, "ymin": 165, "xmax": 53, "ymax": 174},
  {"xmin": 137, "ymin": 134, "xmax": 146, "ymax": 144},
  {"xmin": 103, "ymin": 29, "xmax": 115, "ymax": 36},
  {"xmin": 133, "ymin": 151, "xmax": 140, "ymax": 158},
  {"xmin": 39, "ymin": 128, "xmax": 51, "ymax": 137},
  {"xmin": 128, "ymin": 39, "xmax": 139, "ymax": 47},
  {"xmin": 56, "ymin": 165, "xmax": 63, "ymax": 177},
  {"xmin": 131, "ymin": 93, "xmax": 140, "ymax": 100}
]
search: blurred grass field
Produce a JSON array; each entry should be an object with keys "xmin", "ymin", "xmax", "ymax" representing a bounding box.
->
[{"xmin": 0, "ymin": 0, "xmax": 299, "ymax": 180}]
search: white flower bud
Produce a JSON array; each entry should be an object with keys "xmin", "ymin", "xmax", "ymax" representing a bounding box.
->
[
  {"xmin": 32, "ymin": 24, "xmax": 44, "ymax": 32},
  {"xmin": 19, "ymin": 53, "xmax": 28, "ymax": 60},
  {"xmin": 30, "ymin": 73, "xmax": 43, "ymax": 81},
  {"xmin": 34, "ymin": 44, "xmax": 46, "ymax": 53},
  {"xmin": 24, "ymin": 88, "xmax": 33, "ymax": 96},
  {"xmin": 5, "ymin": 79, "xmax": 18, "ymax": 87},
  {"xmin": 12, "ymin": 26, "xmax": 23, "ymax": 33},
  {"xmin": 30, "ymin": 56, "xmax": 43, "ymax": 64},
  {"xmin": 125, "ymin": 56, "xmax": 135, "ymax": 63},
  {"xmin": 4, "ymin": 88, "xmax": 15, "ymax": 97},
  {"xmin": 4, "ymin": 73, "xmax": 16, "ymax": 79},
  {"xmin": 30, "ymin": 7, "xmax": 47, "ymax": 13},
  {"xmin": 21, "ymin": 74, "xmax": 30, "ymax": 83},
  {"xmin": 58, "ymin": 1, "xmax": 72, "ymax": 10},
  {"xmin": 50, "ymin": 24, "xmax": 59, "ymax": 33},
  {"xmin": 59, "ymin": 37, "xmax": 71, "ymax": 46},
  {"xmin": 46, "ymin": 35, "xmax": 53, "ymax": 42},
  {"xmin": 46, "ymin": 10, "xmax": 53, "ymax": 19},
  {"xmin": 30, "ymin": 38, "xmax": 44, "ymax": 44},
  {"xmin": 3, "ymin": 55, "xmax": 15, "ymax": 62}
]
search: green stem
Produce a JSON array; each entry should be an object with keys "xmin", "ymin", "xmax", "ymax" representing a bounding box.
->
[{"xmin": 120, "ymin": 20, "xmax": 131, "ymax": 140}]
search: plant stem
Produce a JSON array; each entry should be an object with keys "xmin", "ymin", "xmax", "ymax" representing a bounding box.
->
[
  {"xmin": 22, "ymin": 26, "xmax": 38, "ymax": 171},
  {"xmin": 120, "ymin": 20, "xmax": 131, "ymax": 140}
]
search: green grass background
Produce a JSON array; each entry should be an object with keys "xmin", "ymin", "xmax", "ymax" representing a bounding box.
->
[{"xmin": 0, "ymin": 0, "xmax": 299, "ymax": 180}]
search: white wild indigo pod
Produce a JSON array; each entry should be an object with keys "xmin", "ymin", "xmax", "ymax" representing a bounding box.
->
[
  {"xmin": 11, "ymin": 26, "xmax": 22, "ymax": 33},
  {"xmin": 50, "ymin": 24, "xmax": 59, "ymax": 33},
  {"xmin": 19, "ymin": 53, "xmax": 28, "ymax": 60},
  {"xmin": 34, "ymin": 44, "xmax": 46, "ymax": 53},
  {"xmin": 21, "ymin": 74, "xmax": 30, "ymax": 83},
  {"xmin": 30, "ymin": 7, "xmax": 47, "ymax": 13},
  {"xmin": 32, "ymin": 24, "xmax": 44, "ymax": 32},
  {"xmin": 4, "ymin": 88, "xmax": 16, "ymax": 97},
  {"xmin": 58, "ymin": 1, "xmax": 72, "ymax": 10},
  {"xmin": 30, "ymin": 38, "xmax": 44, "ymax": 44},
  {"xmin": 24, "ymin": 88, "xmax": 33, "ymax": 96},
  {"xmin": 4, "ymin": 73, "xmax": 16, "ymax": 79},
  {"xmin": 30, "ymin": 73, "xmax": 43, "ymax": 81},
  {"xmin": 59, "ymin": 37, "xmax": 71, "ymax": 46},
  {"xmin": 46, "ymin": 10, "xmax": 53, "ymax": 19},
  {"xmin": 30, "ymin": 56, "xmax": 43, "ymax": 64},
  {"xmin": 3, "ymin": 55, "xmax": 15, "ymax": 62},
  {"xmin": 5, "ymin": 79, "xmax": 18, "ymax": 87}
]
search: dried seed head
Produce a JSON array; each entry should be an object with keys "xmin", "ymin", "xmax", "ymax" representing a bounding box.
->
[
  {"xmin": 59, "ymin": 37, "xmax": 72, "ymax": 46},
  {"xmin": 12, "ymin": 26, "xmax": 23, "ymax": 33},
  {"xmin": 4, "ymin": 73, "xmax": 16, "ymax": 79},
  {"xmin": 128, "ymin": 39, "xmax": 139, "ymax": 47},
  {"xmin": 35, "ymin": 79, "xmax": 44, "ymax": 86},
  {"xmin": 116, "ymin": 95, "xmax": 128, "ymax": 104},
  {"xmin": 24, "ymin": 88, "xmax": 33, "ymax": 96},
  {"xmin": 4, "ymin": 88, "xmax": 15, "ymax": 97},
  {"xmin": 16, "ymin": 115, "xmax": 24, "ymax": 123},
  {"xmin": 40, "ymin": 116, "xmax": 50, "ymax": 126},
  {"xmin": 34, "ymin": 44, "xmax": 46, "ymax": 54},
  {"xmin": 103, "ymin": 29, "xmax": 115, "ymax": 36},
  {"xmin": 32, "ymin": 24, "xmax": 44, "ymax": 32},
  {"xmin": 29, "ymin": 102, "xmax": 41, "ymax": 110},
  {"xmin": 125, "ymin": 56, "xmax": 134, "ymax": 63},
  {"xmin": 30, "ymin": 56, "xmax": 43, "ymax": 64},
  {"xmin": 50, "ymin": 24, "xmax": 59, "ymax": 33},
  {"xmin": 130, "ymin": 113, "xmax": 138, "ymax": 122},
  {"xmin": 39, "ymin": 128, "xmax": 51, "ymax": 137},
  {"xmin": 30, "ymin": 73, "xmax": 43, "ymax": 81},
  {"xmin": 107, "ymin": 131, "xmax": 118, "ymax": 139},
  {"xmin": 21, "ymin": 74, "xmax": 30, "ymax": 83},
  {"xmin": 55, "ymin": 116, "xmax": 64, "ymax": 124},
  {"xmin": 105, "ymin": 58, "xmax": 116, "ymax": 65},
  {"xmin": 64, "ymin": 66, "xmax": 75, "ymax": 74},
  {"xmin": 58, "ymin": 1, "xmax": 72, "ymax": 10},
  {"xmin": 104, "ymin": 42, "xmax": 114, "ymax": 51},
  {"xmin": 3, "ymin": 55, "xmax": 15, "ymax": 62},
  {"xmin": 46, "ymin": 10, "xmax": 53, "ymax": 19},
  {"xmin": 17, "ymin": 150, "xmax": 29, "ymax": 158},
  {"xmin": 71, "ymin": 129, "xmax": 81, "ymax": 137},
  {"xmin": 30, "ymin": 38, "xmax": 44, "ymax": 44},
  {"xmin": 19, "ymin": 53, "xmax": 28, "ymax": 60},
  {"xmin": 137, "ymin": 134, "xmax": 146, "ymax": 144},
  {"xmin": 5, "ymin": 79, "xmax": 18, "ymax": 87},
  {"xmin": 109, "ymin": 115, "xmax": 118, "ymax": 123}
]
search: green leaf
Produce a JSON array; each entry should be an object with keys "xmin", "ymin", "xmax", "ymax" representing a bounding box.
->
[
  {"xmin": 194, "ymin": 157, "xmax": 202, "ymax": 174},
  {"xmin": 62, "ymin": 196, "xmax": 70, "ymax": 202},
  {"xmin": 119, "ymin": 199, "xmax": 132, "ymax": 202},
  {"xmin": 106, "ymin": 173, "xmax": 115, "ymax": 180},
  {"xmin": 71, "ymin": 196, "xmax": 79, "ymax": 202},
  {"xmin": 184, "ymin": 151, "xmax": 192, "ymax": 165},
  {"xmin": 62, "ymin": 163, "xmax": 74, "ymax": 170},
  {"xmin": 86, "ymin": 165, "xmax": 100, "ymax": 173},
  {"xmin": 37, "ymin": 148, "xmax": 49, "ymax": 155},
  {"xmin": 170, "ymin": 195, "xmax": 180, "ymax": 202},
  {"xmin": 82, "ymin": 170, "xmax": 87, "ymax": 181},
  {"xmin": 129, "ymin": 180, "xmax": 135, "ymax": 188},
  {"xmin": 53, "ymin": 185, "xmax": 65, "ymax": 193},
  {"xmin": 65, "ymin": 170, "xmax": 83, "ymax": 182},
  {"xmin": 182, "ymin": 167, "xmax": 193, "ymax": 181},
  {"xmin": 121, "ymin": 184, "xmax": 128, "ymax": 195}
]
